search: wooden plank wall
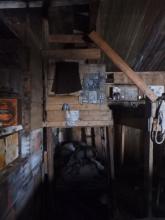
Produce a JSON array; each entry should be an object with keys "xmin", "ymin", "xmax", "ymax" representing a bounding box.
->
[
  {"xmin": 0, "ymin": 17, "xmax": 44, "ymax": 220},
  {"xmin": 45, "ymin": 64, "xmax": 113, "ymax": 127},
  {"xmin": 30, "ymin": 45, "xmax": 43, "ymax": 130},
  {"xmin": 0, "ymin": 155, "xmax": 42, "ymax": 220},
  {"xmin": 111, "ymin": 71, "xmax": 165, "ymax": 85},
  {"xmin": 0, "ymin": 129, "xmax": 43, "ymax": 220},
  {"xmin": 0, "ymin": 133, "xmax": 19, "ymax": 170}
]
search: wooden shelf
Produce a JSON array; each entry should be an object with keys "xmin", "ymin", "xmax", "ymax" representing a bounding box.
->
[
  {"xmin": 42, "ymin": 48, "xmax": 101, "ymax": 60},
  {"xmin": 49, "ymin": 34, "xmax": 85, "ymax": 44},
  {"xmin": 0, "ymin": 125, "xmax": 23, "ymax": 137}
]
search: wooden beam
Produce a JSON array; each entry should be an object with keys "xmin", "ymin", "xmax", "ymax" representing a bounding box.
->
[
  {"xmin": 0, "ymin": 0, "xmax": 89, "ymax": 9},
  {"xmin": 107, "ymin": 126, "xmax": 115, "ymax": 180},
  {"xmin": 46, "ymin": 127, "xmax": 54, "ymax": 181},
  {"xmin": 47, "ymin": 96, "xmax": 79, "ymax": 105},
  {"xmin": 121, "ymin": 125, "xmax": 125, "ymax": 165},
  {"xmin": 135, "ymin": 218, "xmax": 165, "ymax": 220},
  {"xmin": 0, "ymin": 14, "xmax": 24, "ymax": 41},
  {"xmin": 144, "ymin": 102, "xmax": 156, "ymax": 217},
  {"xmin": 0, "ymin": 125, "xmax": 23, "ymax": 137},
  {"xmin": 49, "ymin": 34, "xmax": 85, "ymax": 44},
  {"xmin": 50, "ymin": 0, "xmax": 89, "ymax": 6},
  {"xmin": 42, "ymin": 19, "xmax": 49, "ymax": 49},
  {"xmin": 43, "ymin": 120, "xmax": 113, "ymax": 128},
  {"xmin": 109, "ymin": 71, "xmax": 165, "ymax": 85},
  {"xmin": 47, "ymin": 110, "xmax": 112, "ymax": 122},
  {"xmin": 46, "ymin": 103, "xmax": 109, "ymax": 111},
  {"xmin": 89, "ymin": 31, "xmax": 158, "ymax": 102},
  {"xmin": 42, "ymin": 48, "xmax": 101, "ymax": 60}
]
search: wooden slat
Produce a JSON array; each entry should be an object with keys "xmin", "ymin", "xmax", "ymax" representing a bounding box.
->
[
  {"xmin": 0, "ymin": 125, "xmax": 23, "ymax": 137},
  {"xmin": 85, "ymin": 127, "xmax": 92, "ymax": 145},
  {"xmin": 5, "ymin": 133, "xmax": 19, "ymax": 165},
  {"xmin": 47, "ymin": 96, "xmax": 79, "ymax": 105},
  {"xmin": 72, "ymin": 127, "xmax": 82, "ymax": 142},
  {"xmin": 107, "ymin": 126, "xmax": 115, "ymax": 180},
  {"xmin": 46, "ymin": 128, "xmax": 54, "ymax": 181},
  {"xmin": 49, "ymin": 34, "xmax": 85, "ymax": 44},
  {"xmin": 111, "ymin": 71, "xmax": 165, "ymax": 85},
  {"xmin": 0, "ymin": 0, "xmax": 89, "ymax": 9},
  {"xmin": 47, "ymin": 110, "xmax": 112, "ymax": 122},
  {"xmin": 80, "ymin": 111, "xmax": 112, "ymax": 121},
  {"xmin": 89, "ymin": 31, "xmax": 157, "ymax": 102},
  {"xmin": 42, "ymin": 19, "xmax": 49, "ymax": 49},
  {"xmin": 47, "ymin": 111, "xmax": 65, "ymax": 122},
  {"xmin": 42, "ymin": 48, "xmax": 101, "ymax": 60},
  {"xmin": 44, "ymin": 120, "xmax": 113, "ymax": 128},
  {"xmin": 46, "ymin": 103, "xmax": 109, "ymax": 111},
  {"xmin": 31, "ymin": 103, "xmax": 43, "ymax": 129},
  {"xmin": 94, "ymin": 128, "xmax": 102, "ymax": 157}
]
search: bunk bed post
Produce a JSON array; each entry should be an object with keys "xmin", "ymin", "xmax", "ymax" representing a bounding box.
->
[
  {"xmin": 144, "ymin": 100, "xmax": 156, "ymax": 217},
  {"xmin": 46, "ymin": 127, "xmax": 54, "ymax": 181},
  {"xmin": 107, "ymin": 125, "xmax": 115, "ymax": 181}
]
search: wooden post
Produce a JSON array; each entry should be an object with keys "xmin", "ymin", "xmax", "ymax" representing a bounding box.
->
[
  {"xmin": 121, "ymin": 125, "xmax": 125, "ymax": 166},
  {"xmin": 94, "ymin": 127, "xmax": 102, "ymax": 159},
  {"xmin": 106, "ymin": 125, "xmax": 116, "ymax": 218},
  {"xmin": 148, "ymin": 102, "xmax": 156, "ymax": 217},
  {"xmin": 89, "ymin": 31, "xmax": 157, "ymax": 102},
  {"xmin": 85, "ymin": 127, "xmax": 92, "ymax": 146},
  {"xmin": 42, "ymin": 18, "xmax": 49, "ymax": 49},
  {"xmin": 107, "ymin": 126, "xmax": 115, "ymax": 180},
  {"xmin": 46, "ymin": 127, "xmax": 54, "ymax": 181}
]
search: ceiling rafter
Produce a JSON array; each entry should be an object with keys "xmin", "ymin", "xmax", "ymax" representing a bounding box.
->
[{"xmin": 0, "ymin": 0, "xmax": 89, "ymax": 9}]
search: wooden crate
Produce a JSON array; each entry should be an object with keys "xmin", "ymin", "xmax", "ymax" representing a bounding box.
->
[
  {"xmin": 0, "ymin": 98, "xmax": 18, "ymax": 127},
  {"xmin": 0, "ymin": 132, "xmax": 19, "ymax": 170}
]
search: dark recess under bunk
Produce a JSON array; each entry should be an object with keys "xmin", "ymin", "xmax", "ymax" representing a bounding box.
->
[{"xmin": 51, "ymin": 128, "xmax": 112, "ymax": 220}]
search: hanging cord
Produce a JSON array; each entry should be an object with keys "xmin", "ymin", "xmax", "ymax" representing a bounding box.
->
[{"xmin": 151, "ymin": 94, "xmax": 165, "ymax": 144}]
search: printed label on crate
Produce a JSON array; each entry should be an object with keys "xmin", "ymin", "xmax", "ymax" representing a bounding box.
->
[{"xmin": 0, "ymin": 99, "xmax": 18, "ymax": 127}]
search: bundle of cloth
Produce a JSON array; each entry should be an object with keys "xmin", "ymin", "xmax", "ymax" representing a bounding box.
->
[{"xmin": 54, "ymin": 142, "xmax": 105, "ymax": 185}]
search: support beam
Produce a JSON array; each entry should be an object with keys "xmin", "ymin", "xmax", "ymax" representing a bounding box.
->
[
  {"xmin": 89, "ymin": 31, "xmax": 158, "ymax": 102},
  {"xmin": 0, "ymin": 14, "xmax": 24, "ymax": 41},
  {"xmin": 42, "ymin": 18, "xmax": 49, "ymax": 49},
  {"xmin": 42, "ymin": 48, "xmax": 101, "ymax": 60},
  {"xmin": 49, "ymin": 34, "xmax": 85, "ymax": 44},
  {"xmin": 0, "ymin": 0, "xmax": 89, "ymax": 9}
]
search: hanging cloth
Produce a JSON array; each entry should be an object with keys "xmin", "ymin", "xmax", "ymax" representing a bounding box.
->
[{"xmin": 52, "ymin": 62, "xmax": 82, "ymax": 94}]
